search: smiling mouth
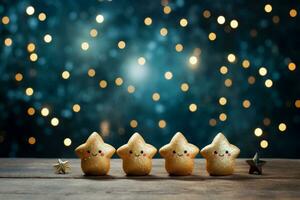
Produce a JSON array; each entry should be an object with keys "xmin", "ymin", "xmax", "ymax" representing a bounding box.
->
[
  {"xmin": 92, "ymin": 153, "xmax": 98, "ymax": 157},
  {"xmin": 218, "ymin": 154, "xmax": 224, "ymax": 157},
  {"xmin": 134, "ymin": 154, "xmax": 140, "ymax": 157},
  {"xmin": 177, "ymin": 154, "xmax": 184, "ymax": 157}
]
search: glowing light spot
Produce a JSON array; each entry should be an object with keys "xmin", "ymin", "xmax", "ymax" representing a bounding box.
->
[
  {"xmin": 152, "ymin": 92, "xmax": 160, "ymax": 101},
  {"xmin": 263, "ymin": 118, "xmax": 271, "ymax": 126},
  {"xmin": 175, "ymin": 44, "xmax": 183, "ymax": 52},
  {"xmin": 96, "ymin": 14, "xmax": 104, "ymax": 23},
  {"xmin": 2, "ymin": 16, "xmax": 10, "ymax": 25},
  {"xmin": 248, "ymin": 76, "xmax": 256, "ymax": 84},
  {"xmin": 208, "ymin": 32, "xmax": 217, "ymax": 41},
  {"xmin": 28, "ymin": 137, "xmax": 36, "ymax": 145},
  {"xmin": 72, "ymin": 104, "xmax": 81, "ymax": 112},
  {"xmin": 224, "ymin": 78, "xmax": 232, "ymax": 87},
  {"xmin": 295, "ymin": 100, "xmax": 300, "ymax": 108},
  {"xmin": 163, "ymin": 6, "xmax": 171, "ymax": 14},
  {"xmin": 27, "ymin": 107, "xmax": 35, "ymax": 116},
  {"xmin": 4, "ymin": 38, "xmax": 12, "ymax": 46},
  {"xmin": 209, "ymin": 119, "xmax": 217, "ymax": 126},
  {"xmin": 99, "ymin": 80, "xmax": 108, "ymax": 88},
  {"xmin": 180, "ymin": 18, "xmax": 188, "ymax": 27},
  {"xmin": 219, "ymin": 97, "xmax": 227, "ymax": 106},
  {"xmin": 127, "ymin": 85, "xmax": 135, "ymax": 94},
  {"xmin": 242, "ymin": 59, "xmax": 250, "ymax": 68},
  {"xmin": 88, "ymin": 69, "xmax": 96, "ymax": 77},
  {"xmin": 180, "ymin": 83, "xmax": 189, "ymax": 92},
  {"xmin": 118, "ymin": 41, "xmax": 126, "ymax": 49},
  {"xmin": 127, "ymin": 85, "xmax": 135, "ymax": 93},
  {"xmin": 26, "ymin": 6, "xmax": 35, "ymax": 15},
  {"xmin": 51, "ymin": 117, "xmax": 59, "ymax": 126},
  {"xmin": 288, "ymin": 62, "xmax": 296, "ymax": 71},
  {"xmin": 41, "ymin": 107, "xmax": 50, "ymax": 116},
  {"xmin": 265, "ymin": 79, "xmax": 273, "ymax": 88},
  {"xmin": 254, "ymin": 128, "xmax": 263, "ymax": 137},
  {"xmin": 290, "ymin": 9, "xmax": 297, "ymax": 17},
  {"xmin": 260, "ymin": 140, "xmax": 268, "ymax": 149},
  {"xmin": 230, "ymin": 20, "xmax": 239, "ymax": 29},
  {"xmin": 90, "ymin": 29, "xmax": 98, "ymax": 37},
  {"xmin": 115, "ymin": 77, "xmax": 123, "ymax": 86},
  {"xmin": 38, "ymin": 13, "xmax": 46, "ymax": 21},
  {"xmin": 15, "ymin": 73, "xmax": 23, "ymax": 82},
  {"xmin": 264, "ymin": 4, "xmax": 272, "ymax": 13},
  {"xmin": 227, "ymin": 53, "xmax": 236, "ymax": 63},
  {"xmin": 272, "ymin": 16, "xmax": 280, "ymax": 24},
  {"xmin": 164, "ymin": 71, "xmax": 173, "ymax": 80},
  {"xmin": 219, "ymin": 113, "xmax": 227, "ymax": 121},
  {"xmin": 203, "ymin": 10, "xmax": 211, "ymax": 18},
  {"xmin": 137, "ymin": 57, "xmax": 146, "ymax": 65},
  {"xmin": 189, "ymin": 103, "xmax": 197, "ymax": 112},
  {"xmin": 278, "ymin": 123, "xmax": 287, "ymax": 132},
  {"xmin": 144, "ymin": 17, "xmax": 152, "ymax": 26},
  {"xmin": 81, "ymin": 42, "xmax": 89, "ymax": 51},
  {"xmin": 27, "ymin": 43, "xmax": 35, "ymax": 52},
  {"xmin": 258, "ymin": 67, "xmax": 268, "ymax": 76},
  {"xmin": 217, "ymin": 16, "xmax": 226, "ymax": 24},
  {"xmin": 189, "ymin": 56, "xmax": 198, "ymax": 65},
  {"xmin": 25, "ymin": 87, "xmax": 34, "ymax": 96},
  {"xmin": 130, "ymin": 120, "xmax": 138, "ymax": 128},
  {"xmin": 219, "ymin": 66, "xmax": 228, "ymax": 74},
  {"xmin": 64, "ymin": 138, "xmax": 72, "ymax": 146},
  {"xmin": 158, "ymin": 120, "xmax": 167, "ymax": 128},
  {"xmin": 160, "ymin": 27, "xmax": 168, "ymax": 36},
  {"xmin": 242, "ymin": 99, "xmax": 251, "ymax": 108},
  {"xmin": 62, "ymin": 71, "xmax": 70, "ymax": 79}
]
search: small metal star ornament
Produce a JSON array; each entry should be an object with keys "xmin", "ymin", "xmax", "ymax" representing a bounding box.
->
[
  {"xmin": 53, "ymin": 159, "xmax": 71, "ymax": 174},
  {"xmin": 246, "ymin": 153, "xmax": 266, "ymax": 175}
]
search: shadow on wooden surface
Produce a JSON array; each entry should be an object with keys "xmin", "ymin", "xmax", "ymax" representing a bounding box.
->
[{"xmin": 0, "ymin": 159, "xmax": 299, "ymax": 200}]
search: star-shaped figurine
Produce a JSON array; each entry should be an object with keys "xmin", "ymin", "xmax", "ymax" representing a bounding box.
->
[
  {"xmin": 117, "ymin": 132, "xmax": 157, "ymax": 175},
  {"xmin": 246, "ymin": 153, "xmax": 266, "ymax": 175},
  {"xmin": 159, "ymin": 132, "xmax": 199, "ymax": 175},
  {"xmin": 53, "ymin": 159, "xmax": 71, "ymax": 174},
  {"xmin": 200, "ymin": 133, "xmax": 240, "ymax": 176},
  {"xmin": 75, "ymin": 132, "xmax": 115, "ymax": 175}
]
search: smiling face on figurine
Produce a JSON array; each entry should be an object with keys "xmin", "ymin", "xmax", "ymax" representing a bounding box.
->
[
  {"xmin": 200, "ymin": 133, "xmax": 240, "ymax": 176},
  {"xmin": 159, "ymin": 132, "xmax": 199, "ymax": 175},
  {"xmin": 117, "ymin": 133, "xmax": 157, "ymax": 176},
  {"xmin": 75, "ymin": 132, "xmax": 115, "ymax": 176}
]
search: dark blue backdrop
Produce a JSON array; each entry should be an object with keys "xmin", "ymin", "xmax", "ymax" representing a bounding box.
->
[{"xmin": 0, "ymin": 0, "xmax": 299, "ymax": 158}]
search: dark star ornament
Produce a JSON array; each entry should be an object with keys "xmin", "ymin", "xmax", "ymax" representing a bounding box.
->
[{"xmin": 246, "ymin": 153, "xmax": 266, "ymax": 175}]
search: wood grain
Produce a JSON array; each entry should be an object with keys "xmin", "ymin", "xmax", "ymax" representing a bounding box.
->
[{"xmin": 0, "ymin": 159, "xmax": 299, "ymax": 200}]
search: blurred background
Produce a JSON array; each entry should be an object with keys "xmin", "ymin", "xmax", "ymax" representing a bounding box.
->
[{"xmin": 0, "ymin": 0, "xmax": 299, "ymax": 158}]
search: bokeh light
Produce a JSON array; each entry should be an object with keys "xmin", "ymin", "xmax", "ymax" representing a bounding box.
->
[
  {"xmin": 64, "ymin": 138, "xmax": 72, "ymax": 146},
  {"xmin": 189, "ymin": 103, "xmax": 197, "ymax": 112},
  {"xmin": 0, "ymin": 1, "xmax": 299, "ymax": 158}
]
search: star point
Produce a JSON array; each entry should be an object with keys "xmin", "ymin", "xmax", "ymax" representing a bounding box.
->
[{"xmin": 246, "ymin": 152, "xmax": 266, "ymax": 175}]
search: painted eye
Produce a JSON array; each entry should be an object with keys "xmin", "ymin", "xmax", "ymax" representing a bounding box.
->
[
  {"xmin": 141, "ymin": 150, "xmax": 144, "ymax": 154},
  {"xmin": 225, "ymin": 150, "xmax": 229, "ymax": 154},
  {"xmin": 173, "ymin": 150, "xmax": 176, "ymax": 154},
  {"xmin": 129, "ymin": 150, "xmax": 133, "ymax": 154},
  {"xmin": 87, "ymin": 150, "xmax": 90, "ymax": 153},
  {"xmin": 214, "ymin": 151, "xmax": 218, "ymax": 154},
  {"xmin": 99, "ymin": 150, "xmax": 102, "ymax": 153},
  {"xmin": 184, "ymin": 150, "xmax": 187, "ymax": 154}
]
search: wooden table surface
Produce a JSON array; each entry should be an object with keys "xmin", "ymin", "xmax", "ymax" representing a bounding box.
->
[{"xmin": 0, "ymin": 158, "xmax": 299, "ymax": 200}]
